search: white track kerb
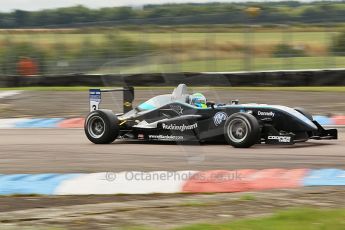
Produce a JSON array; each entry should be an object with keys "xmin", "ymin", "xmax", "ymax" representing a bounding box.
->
[
  {"xmin": 0, "ymin": 118, "xmax": 31, "ymax": 128},
  {"xmin": 1, "ymin": 169, "xmax": 345, "ymax": 195},
  {"xmin": 0, "ymin": 90, "xmax": 22, "ymax": 99},
  {"xmin": 55, "ymin": 171, "xmax": 198, "ymax": 195}
]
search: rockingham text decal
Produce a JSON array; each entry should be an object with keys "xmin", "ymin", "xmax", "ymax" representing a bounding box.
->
[
  {"xmin": 213, "ymin": 112, "xmax": 228, "ymax": 126},
  {"xmin": 162, "ymin": 123, "xmax": 198, "ymax": 132},
  {"xmin": 258, "ymin": 111, "xmax": 275, "ymax": 117}
]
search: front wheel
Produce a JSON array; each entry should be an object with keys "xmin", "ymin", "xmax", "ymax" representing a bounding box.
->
[
  {"xmin": 84, "ymin": 109, "xmax": 119, "ymax": 144},
  {"xmin": 224, "ymin": 112, "xmax": 260, "ymax": 148}
]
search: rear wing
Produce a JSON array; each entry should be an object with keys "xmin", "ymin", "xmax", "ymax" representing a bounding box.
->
[{"xmin": 89, "ymin": 87, "xmax": 134, "ymax": 113}]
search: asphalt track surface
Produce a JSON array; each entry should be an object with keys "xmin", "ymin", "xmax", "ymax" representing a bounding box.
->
[
  {"xmin": 0, "ymin": 129, "xmax": 344, "ymax": 174},
  {"xmin": 2, "ymin": 89, "xmax": 345, "ymax": 117}
]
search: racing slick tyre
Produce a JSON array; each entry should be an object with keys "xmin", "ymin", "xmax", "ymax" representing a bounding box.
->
[
  {"xmin": 294, "ymin": 107, "xmax": 313, "ymax": 121},
  {"xmin": 224, "ymin": 112, "xmax": 260, "ymax": 148},
  {"xmin": 85, "ymin": 109, "xmax": 119, "ymax": 144}
]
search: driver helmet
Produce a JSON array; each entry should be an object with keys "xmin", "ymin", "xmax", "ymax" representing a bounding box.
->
[{"xmin": 190, "ymin": 93, "xmax": 207, "ymax": 108}]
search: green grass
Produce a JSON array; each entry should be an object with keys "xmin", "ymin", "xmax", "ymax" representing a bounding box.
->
[
  {"xmin": 0, "ymin": 33, "xmax": 107, "ymax": 46},
  {"xmin": 174, "ymin": 208, "xmax": 345, "ymax": 230},
  {"xmin": 0, "ymin": 31, "xmax": 335, "ymax": 46},
  {"xmin": 123, "ymin": 31, "xmax": 335, "ymax": 46},
  {"xmin": 1, "ymin": 86, "xmax": 345, "ymax": 92},
  {"xmin": 1, "ymin": 30, "xmax": 343, "ymax": 74},
  {"xmin": 95, "ymin": 56, "xmax": 345, "ymax": 74},
  {"xmin": 1, "ymin": 207, "xmax": 344, "ymax": 230},
  {"xmin": 178, "ymin": 201, "xmax": 211, "ymax": 207},
  {"xmin": 0, "ymin": 86, "xmax": 96, "ymax": 91},
  {"xmin": 239, "ymin": 194, "xmax": 256, "ymax": 201}
]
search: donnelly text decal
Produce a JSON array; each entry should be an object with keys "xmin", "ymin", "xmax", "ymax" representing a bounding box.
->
[
  {"xmin": 268, "ymin": 136, "xmax": 291, "ymax": 143},
  {"xmin": 162, "ymin": 123, "xmax": 198, "ymax": 132},
  {"xmin": 258, "ymin": 111, "xmax": 275, "ymax": 117},
  {"xmin": 213, "ymin": 112, "xmax": 228, "ymax": 126},
  {"xmin": 149, "ymin": 135, "xmax": 183, "ymax": 141}
]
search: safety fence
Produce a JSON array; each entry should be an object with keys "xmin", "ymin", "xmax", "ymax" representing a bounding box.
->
[{"xmin": 0, "ymin": 27, "xmax": 344, "ymax": 76}]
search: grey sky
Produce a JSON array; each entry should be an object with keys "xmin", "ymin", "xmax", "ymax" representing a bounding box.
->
[{"xmin": 0, "ymin": 0, "xmax": 314, "ymax": 12}]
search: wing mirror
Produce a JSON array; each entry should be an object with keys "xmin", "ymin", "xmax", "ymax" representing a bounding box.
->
[
  {"xmin": 231, "ymin": 100, "xmax": 239, "ymax": 105},
  {"xmin": 206, "ymin": 101, "xmax": 216, "ymax": 109}
]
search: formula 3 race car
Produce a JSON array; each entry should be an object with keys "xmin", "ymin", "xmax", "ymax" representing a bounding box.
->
[{"xmin": 84, "ymin": 84, "xmax": 337, "ymax": 148}]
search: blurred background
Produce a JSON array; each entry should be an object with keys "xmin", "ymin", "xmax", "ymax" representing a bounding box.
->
[
  {"xmin": 0, "ymin": 1, "xmax": 344, "ymax": 76},
  {"xmin": 1, "ymin": 1, "xmax": 345, "ymax": 230}
]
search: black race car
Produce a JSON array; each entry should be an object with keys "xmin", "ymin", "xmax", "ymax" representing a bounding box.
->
[{"xmin": 84, "ymin": 84, "xmax": 337, "ymax": 148}]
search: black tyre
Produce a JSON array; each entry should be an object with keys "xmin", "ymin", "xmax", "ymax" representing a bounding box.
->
[
  {"xmin": 84, "ymin": 109, "xmax": 119, "ymax": 144},
  {"xmin": 224, "ymin": 112, "xmax": 260, "ymax": 148},
  {"xmin": 294, "ymin": 107, "xmax": 313, "ymax": 121}
]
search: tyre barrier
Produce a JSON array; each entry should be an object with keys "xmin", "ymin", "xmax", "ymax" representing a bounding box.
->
[
  {"xmin": 0, "ymin": 116, "xmax": 344, "ymax": 128},
  {"xmin": 2, "ymin": 69, "xmax": 345, "ymax": 87},
  {"xmin": 0, "ymin": 169, "xmax": 344, "ymax": 195}
]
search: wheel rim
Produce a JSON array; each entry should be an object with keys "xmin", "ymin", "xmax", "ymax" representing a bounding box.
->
[
  {"xmin": 88, "ymin": 116, "xmax": 105, "ymax": 139},
  {"xmin": 227, "ymin": 118, "xmax": 249, "ymax": 143}
]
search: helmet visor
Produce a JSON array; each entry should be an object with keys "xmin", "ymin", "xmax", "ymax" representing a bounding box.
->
[{"xmin": 192, "ymin": 97, "xmax": 206, "ymax": 105}]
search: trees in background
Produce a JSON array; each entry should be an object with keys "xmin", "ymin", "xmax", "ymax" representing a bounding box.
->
[{"xmin": 0, "ymin": 2, "xmax": 344, "ymax": 28}]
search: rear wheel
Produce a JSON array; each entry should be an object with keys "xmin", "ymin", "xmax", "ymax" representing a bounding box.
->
[
  {"xmin": 224, "ymin": 112, "xmax": 260, "ymax": 148},
  {"xmin": 85, "ymin": 110, "xmax": 119, "ymax": 144}
]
